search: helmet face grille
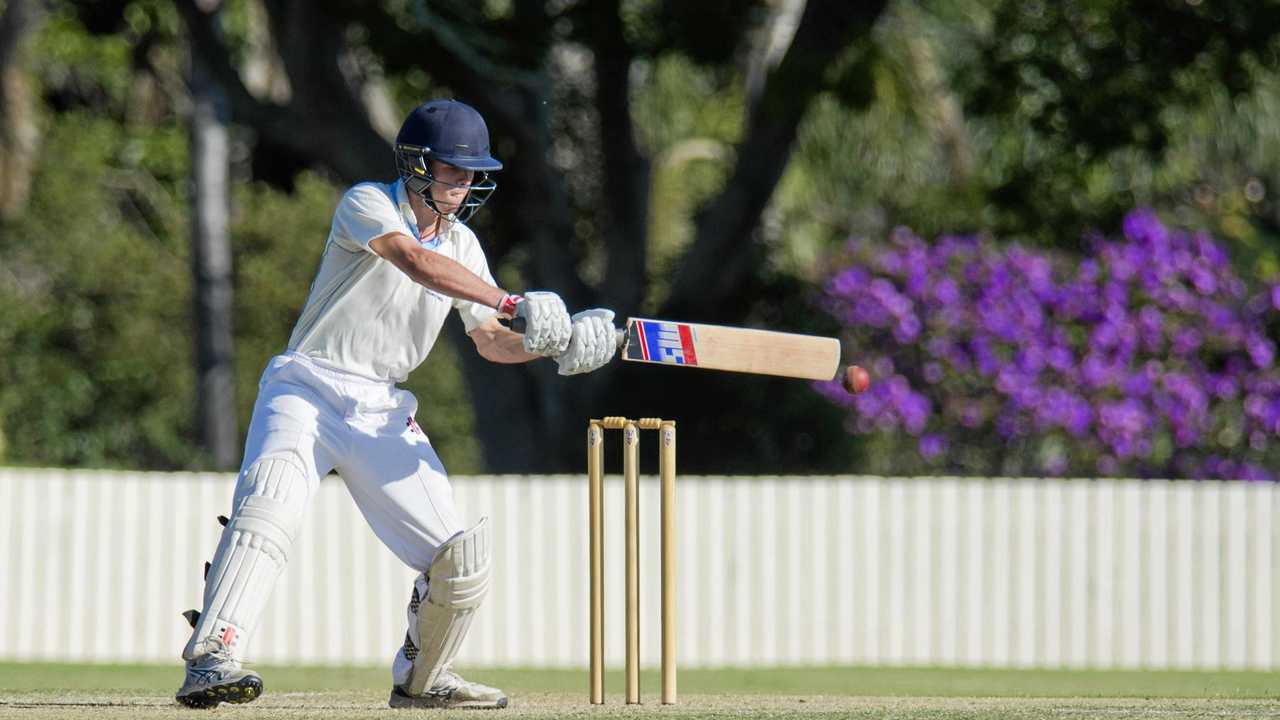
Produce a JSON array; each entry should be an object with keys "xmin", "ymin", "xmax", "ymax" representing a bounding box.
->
[{"xmin": 395, "ymin": 143, "xmax": 498, "ymax": 225}]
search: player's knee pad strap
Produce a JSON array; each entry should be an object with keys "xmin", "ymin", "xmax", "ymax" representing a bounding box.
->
[
  {"xmin": 401, "ymin": 517, "xmax": 491, "ymax": 694},
  {"xmin": 184, "ymin": 456, "xmax": 310, "ymax": 660}
]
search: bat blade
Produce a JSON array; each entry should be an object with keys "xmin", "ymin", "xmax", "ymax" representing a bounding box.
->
[{"xmin": 620, "ymin": 317, "xmax": 840, "ymax": 381}]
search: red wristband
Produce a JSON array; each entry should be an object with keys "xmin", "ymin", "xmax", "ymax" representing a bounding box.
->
[{"xmin": 496, "ymin": 293, "xmax": 522, "ymax": 319}]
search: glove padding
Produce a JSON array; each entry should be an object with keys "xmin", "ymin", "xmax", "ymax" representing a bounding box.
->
[
  {"xmin": 557, "ymin": 309, "xmax": 619, "ymax": 376},
  {"xmin": 516, "ymin": 291, "xmax": 573, "ymax": 357}
]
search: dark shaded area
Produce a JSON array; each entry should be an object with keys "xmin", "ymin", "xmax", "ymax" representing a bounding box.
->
[{"xmin": 170, "ymin": 0, "xmax": 888, "ymax": 472}]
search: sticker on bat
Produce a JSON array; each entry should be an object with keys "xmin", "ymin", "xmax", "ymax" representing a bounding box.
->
[{"xmin": 627, "ymin": 319, "xmax": 699, "ymax": 366}]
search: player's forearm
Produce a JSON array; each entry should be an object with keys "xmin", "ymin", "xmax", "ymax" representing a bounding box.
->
[
  {"xmin": 371, "ymin": 232, "xmax": 507, "ymax": 308},
  {"xmin": 403, "ymin": 248, "xmax": 506, "ymax": 309}
]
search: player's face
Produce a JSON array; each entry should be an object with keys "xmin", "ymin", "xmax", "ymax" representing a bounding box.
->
[{"xmin": 429, "ymin": 160, "xmax": 474, "ymax": 214}]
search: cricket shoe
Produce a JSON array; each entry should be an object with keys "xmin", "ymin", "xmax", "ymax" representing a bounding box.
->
[
  {"xmin": 389, "ymin": 669, "xmax": 508, "ymax": 709},
  {"xmin": 175, "ymin": 649, "xmax": 263, "ymax": 709}
]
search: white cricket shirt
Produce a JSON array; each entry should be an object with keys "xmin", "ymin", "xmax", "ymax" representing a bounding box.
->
[{"xmin": 286, "ymin": 179, "xmax": 498, "ymax": 383}]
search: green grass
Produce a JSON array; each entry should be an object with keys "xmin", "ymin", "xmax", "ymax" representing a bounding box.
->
[
  {"xmin": 3, "ymin": 662, "xmax": 1279, "ymax": 698},
  {"xmin": 2, "ymin": 663, "xmax": 1279, "ymax": 719}
]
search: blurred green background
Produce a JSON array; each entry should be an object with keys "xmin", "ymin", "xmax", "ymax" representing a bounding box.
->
[{"xmin": 0, "ymin": 0, "xmax": 1277, "ymax": 474}]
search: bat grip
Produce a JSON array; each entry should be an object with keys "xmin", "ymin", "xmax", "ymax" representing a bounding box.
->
[{"xmin": 508, "ymin": 316, "xmax": 627, "ymax": 348}]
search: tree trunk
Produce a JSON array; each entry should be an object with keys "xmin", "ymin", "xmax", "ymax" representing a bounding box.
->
[
  {"xmin": 897, "ymin": 3, "xmax": 972, "ymax": 184},
  {"xmin": 590, "ymin": 0, "xmax": 650, "ymax": 316},
  {"xmin": 190, "ymin": 22, "xmax": 238, "ymax": 470},
  {"xmin": 664, "ymin": 0, "xmax": 890, "ymax": 320},
  {"xmin": 0, "ymin": 0, "xmax": 46, "ymax": 220}
]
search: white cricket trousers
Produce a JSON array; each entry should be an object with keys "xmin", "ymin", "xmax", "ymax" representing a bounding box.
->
[{"xmin": 184, "ymin": 351, "xmax": 464, "ymax": 664}]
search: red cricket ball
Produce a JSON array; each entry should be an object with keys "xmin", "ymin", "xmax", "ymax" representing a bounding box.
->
[{"xmin": 843, "ymin": 365, "xmax": 870, "ymax": 394}]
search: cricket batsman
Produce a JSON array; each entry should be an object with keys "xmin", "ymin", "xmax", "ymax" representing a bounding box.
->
[{"xmin": 175, "ymin": 99, "xmax": 618, "ymax": 709}]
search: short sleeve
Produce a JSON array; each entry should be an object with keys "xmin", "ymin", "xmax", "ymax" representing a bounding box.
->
[
  {"xmin": 331, "ymin": 183, "xmax": 409, "ymax": 253},
  {"xmin": 450, "ymin": 228, "xmax": 500, "ymax": 333}
]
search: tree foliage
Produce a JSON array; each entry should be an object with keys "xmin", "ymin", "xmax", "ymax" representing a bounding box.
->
[
  {"xmin": 2, "ymin": 0, "xmax": 1279, "ymax": 475},
  {"xmin": 956, "ymin": 0, "xmax": 1280, "ymax": 251}
]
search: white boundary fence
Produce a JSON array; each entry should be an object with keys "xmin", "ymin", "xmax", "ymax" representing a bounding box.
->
[{"xmin": 0, "ymin": 468, "xmax": 1276, "ymax": 669}]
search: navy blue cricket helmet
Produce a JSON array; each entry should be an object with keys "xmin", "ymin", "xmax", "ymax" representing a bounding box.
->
[{"xmin": 394, "ymin": 99, "xmax": 502, "ymax": 223}]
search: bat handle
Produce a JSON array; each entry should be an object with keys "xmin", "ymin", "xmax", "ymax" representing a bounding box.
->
[{"xmin": 507, "ymin": 316, "xmax": 627, "ymax": 349}]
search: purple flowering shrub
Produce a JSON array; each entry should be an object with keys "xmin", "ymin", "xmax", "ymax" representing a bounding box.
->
[{"xmin": 815, "ymin": 209, "xmax": 1280, "ymax": 480}]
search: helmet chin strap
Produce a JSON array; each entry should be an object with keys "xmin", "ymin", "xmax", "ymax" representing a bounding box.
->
[
  {"xmin": 406, "ymin": 180, "xmax": 459, "ymax": 236},
  {"xmin": 428, "ymin": 203, "xmax": 458, "ymax": 223},
  {"xmin": 421, "ymin": 203, "xmax": 454, "ymax": 240},
  {"xmin": 426, "ymin": 205, "xmax": 454, "ymax": 239}
]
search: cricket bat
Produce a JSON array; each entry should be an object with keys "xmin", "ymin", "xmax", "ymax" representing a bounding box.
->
[
  {"xmin": 618, "ymin": 317, "xmax": 840, "ymax": 381},
  {"xmin": 512, "ymin": 315, "xmax": 845, "ymax": 382}
]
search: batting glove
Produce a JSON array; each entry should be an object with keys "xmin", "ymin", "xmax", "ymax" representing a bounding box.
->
[
  {"xmin": 556, "ymin": 309, "xmax": 619, "ymax": 375},
  {"xmin": 514, "ymin": 291, "xmax": 572, "ymax": 357}
]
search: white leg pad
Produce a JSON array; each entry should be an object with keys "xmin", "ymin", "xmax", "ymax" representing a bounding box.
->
[
  {"xmin": 183, "ymin": 456, "xmax": 310, "ymax": 660},
  {"xmin": 398, "ymin": 517, "xmax": 492, "ymax": 695}
]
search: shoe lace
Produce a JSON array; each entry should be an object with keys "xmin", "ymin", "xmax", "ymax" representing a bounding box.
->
[
  {"xmin": 209, "ymin": 649, "xmax": 235, "ymax": 664},
  {"xmin": 192, "ymin": 640, "xmax": 238, "ymax": 671},
  {"xmin": 431, "ymin": 667, "xmax": 462, "ymax": 693}
]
